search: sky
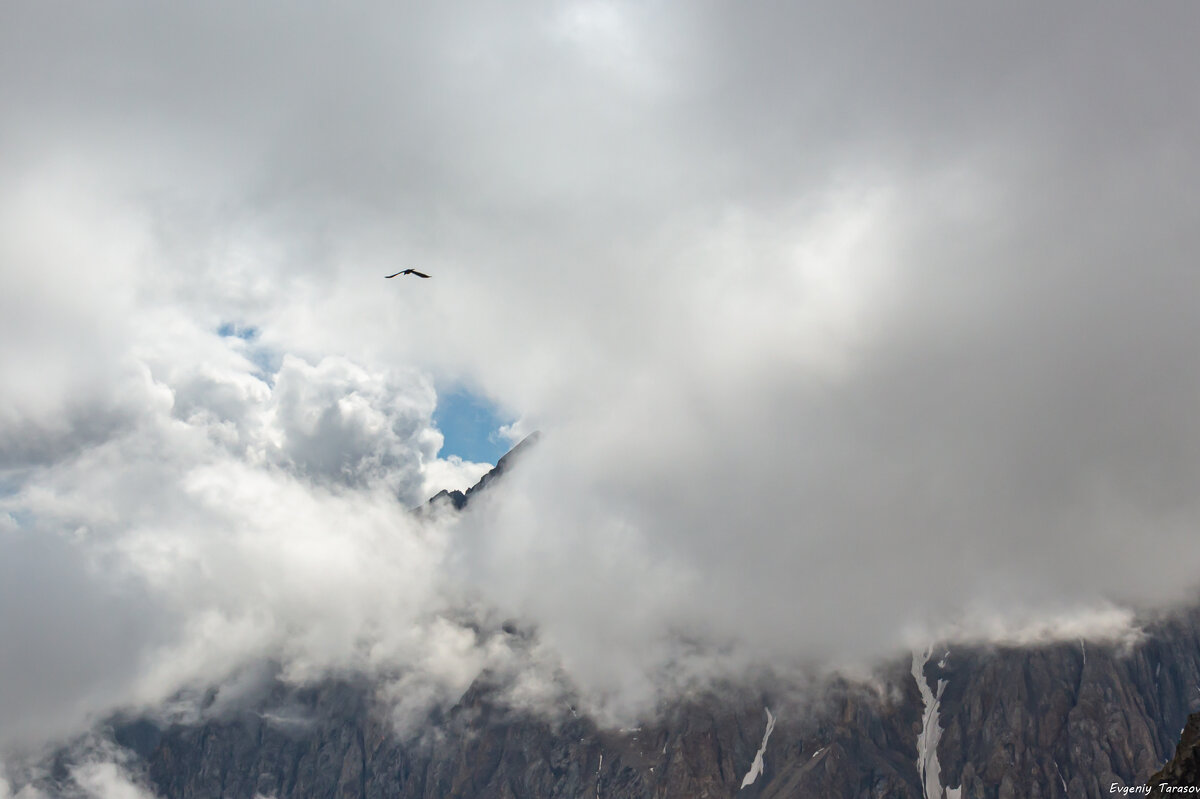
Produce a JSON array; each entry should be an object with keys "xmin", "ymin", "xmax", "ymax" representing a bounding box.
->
[
  {"xmin": 2, "ymin": 0, "xmax": 1200, "ymax": 787},
  {"xmin": 432, "ymin": 387, "xmax": 514, "ymax": 464}
]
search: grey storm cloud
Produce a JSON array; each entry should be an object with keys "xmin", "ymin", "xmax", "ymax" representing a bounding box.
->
[{"xmin": 2, "ymin": 0, "xmax": 1200, "ymax": 761}]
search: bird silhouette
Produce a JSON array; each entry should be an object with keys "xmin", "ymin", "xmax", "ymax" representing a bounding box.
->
[{"xmin": 384, "ymin": 269, "xmax": 431, "ymax": 279}]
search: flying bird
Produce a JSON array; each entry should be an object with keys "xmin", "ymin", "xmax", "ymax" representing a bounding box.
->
[{"xmin": 384, "ymin": 269, "xmax": 431, "ymax": 279}]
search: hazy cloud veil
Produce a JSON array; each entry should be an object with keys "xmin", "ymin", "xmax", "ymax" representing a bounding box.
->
[{"xmin": 2, "ymin": 0, "xmax": 1200, "ymax": 782}]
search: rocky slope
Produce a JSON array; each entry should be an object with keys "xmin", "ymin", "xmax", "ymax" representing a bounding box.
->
[
  {"xmin": 1148, "ymin": 712, "xmax": 1200, "ymax": 795},
  {"xmin": 930, "ymin": 619, "xmax": 1200, "ymax": 799},
  {"xmin": 106, "ymin": 619, "xmax": 1200, "ymax": 799},
  {"xmin": 130, "ymin": 683, "xmax": 923, "ymax": 799}
]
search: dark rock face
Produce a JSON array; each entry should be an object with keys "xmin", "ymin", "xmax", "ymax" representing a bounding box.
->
[
  {"xmin": 1148, "ymin": 712, "xmax": 1200, "ymax": 795},
  {"xmin": 930, "ymin": 614, "xmax": 1200, "ymax": 799},
  {"xmin": 137, "ymin": 679, "xmax": 926, "ymax": 799}
]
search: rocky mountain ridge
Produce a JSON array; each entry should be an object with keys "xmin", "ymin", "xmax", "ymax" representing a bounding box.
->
[
  {"xmin": 109, "ymin": 617, "xmax": 1200, "ymax": 799},
  {"xmin": 424, "ymin": 432, "xmax": 541, "ymax": 511}
]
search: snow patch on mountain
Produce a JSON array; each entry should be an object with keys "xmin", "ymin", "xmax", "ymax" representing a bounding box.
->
[
  {"xmin": 740, "ymin": 707, "xmax": 776, "ymax": 789},
  {"xmin": 913, "ymin": 647, "xmax": 960, "ymax": 799}
]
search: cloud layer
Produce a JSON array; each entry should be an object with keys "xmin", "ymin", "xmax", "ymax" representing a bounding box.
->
[{"xmin": 2, "ymin": 0, "xmax": 1200, "ymax": 760}]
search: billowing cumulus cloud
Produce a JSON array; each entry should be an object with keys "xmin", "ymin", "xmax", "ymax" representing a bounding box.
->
[{"xmin": 2, "ymin": 0, "xmax": 1200, "ymax": 763}]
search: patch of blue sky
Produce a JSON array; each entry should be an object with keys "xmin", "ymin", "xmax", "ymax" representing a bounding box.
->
[
  {"xmin": 217, "ymin": 321, "xmax": 279, "ymax": 384},
  {"xmin": 217, "ymin": 322, "xmax": 259, "ymax": 340},
  {"xmin": 245, "ymin": 347, "xmax": 282, "ymax": 385},
  {"xmin": 433, "ymin": 388, "xmax": 514, "ymax": 465}
]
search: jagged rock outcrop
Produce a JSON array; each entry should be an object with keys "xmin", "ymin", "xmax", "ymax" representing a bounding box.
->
[
  {"xmin": 1148, "ymin": 712, "xmax": 1200, "ymax": 795},
  {"xmin": 424, "ymin": 432, "xmax": 541, "ymax": 511}
]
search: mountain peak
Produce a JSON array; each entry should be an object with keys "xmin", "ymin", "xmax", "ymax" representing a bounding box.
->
[{"xmin": 426, "ymin": 431, "xmax": 541, "ymax": 511}]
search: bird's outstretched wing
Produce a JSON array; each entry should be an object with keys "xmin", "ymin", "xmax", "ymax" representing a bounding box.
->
[
  {"xmin": 410, "ymin": 270, "xmax": 431, "ymax": 278},
  {"xmin": 384, "ymin": 271, "xmax": 403, "ymax": 278}
]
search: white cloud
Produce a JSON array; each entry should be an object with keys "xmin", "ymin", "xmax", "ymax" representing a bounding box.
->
[
  {"xmin": 0, "ymin": 234, "xmax": 501, "ymax": 747},
  {"xmin": 1, "ymin": 737, "xmax": 157, "ymax": 799},
  {"xmin": 419, "ymin": 453, "xmax": 492, "ymax": 497},
  {"xmin": 71, "ymin": 761, "xmax": 158, "ymax": 799}
]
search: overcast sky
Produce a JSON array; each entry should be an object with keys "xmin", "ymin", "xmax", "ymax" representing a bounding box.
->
[{"xmin": 3, "ymin": 0, "xmax": 1200, "ymax": 781}]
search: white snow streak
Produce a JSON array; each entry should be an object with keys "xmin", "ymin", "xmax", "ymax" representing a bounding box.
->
[
  {"xmin": 913, "ymin": 647, "xmax": 958, "ymax": 799},
  {"xmin": 740, "ymin": 707, "xmax": 776, "ymax": 789}
]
